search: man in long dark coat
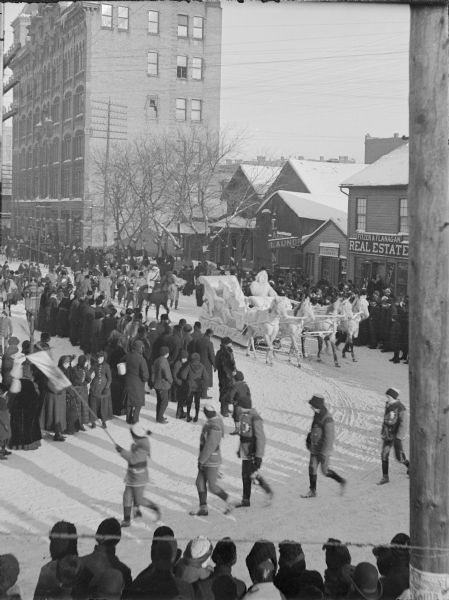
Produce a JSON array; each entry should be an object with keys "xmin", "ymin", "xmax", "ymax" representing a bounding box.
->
[
  {"xmin": 123, "ymin": 339, "xmax": 149, "ymax": 424},
  {"xmin": 215, "ymin": 337, "xmax": 236, "ymax": 417},
  {"xmin": 195, "ymin": 328, "xmax": 215, "ymax": 399}
]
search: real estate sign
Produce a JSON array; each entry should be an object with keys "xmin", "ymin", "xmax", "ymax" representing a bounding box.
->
[{"xmin": 349, "ymin": 232, "xmax": 409, "ymax": 257}]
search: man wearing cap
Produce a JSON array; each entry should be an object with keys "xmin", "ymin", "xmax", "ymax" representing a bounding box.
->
[
  {"xmin": 234, "ymin": 396, "xmax": 273, "ymax": 508},
  {"xmin": 378, "ymin": 388, "xmax": 409, "ymax": 485},
  {"xmin": 151, "ymin": 346, "xmax": 173, "ymax": 424},
  {"xmin": 189, "ymin": 404, "xmax": 233, "ymax": 516},
  {"xmin": 302, "ymin": 394, "xmax": 346, "ymax": 498},
  {"xmin": 215, "ymin": 337, "xmax": 236, "ymax": 417}
]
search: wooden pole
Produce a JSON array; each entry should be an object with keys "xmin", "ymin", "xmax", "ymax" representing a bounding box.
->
[{"xmin": 409, "ymin": 3, "xmax": 449, "ymax": 596}]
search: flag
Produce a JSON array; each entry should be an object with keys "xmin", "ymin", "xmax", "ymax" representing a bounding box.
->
[{"xmin": 26, "ymin": 351, "xmax": 72, "ymax": 391}]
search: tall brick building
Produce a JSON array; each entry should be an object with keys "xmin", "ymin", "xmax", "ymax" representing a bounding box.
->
[{"xmin": 6, "ymin": 0, "xmax": 222, "ymax": 250}]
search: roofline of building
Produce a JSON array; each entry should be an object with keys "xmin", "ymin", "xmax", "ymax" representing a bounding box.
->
[
  {"xmin": 301, "ymin": 218, "xmax": 347, "ymax": 248},
  {"xmin": 339, "ymin": 183, "xmax": 408, "ymax": 189}
]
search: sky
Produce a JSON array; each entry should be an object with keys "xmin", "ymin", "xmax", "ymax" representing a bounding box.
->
[{"xmin": 3, "ymin": 1, "xmax": 410, "ymax": 163}]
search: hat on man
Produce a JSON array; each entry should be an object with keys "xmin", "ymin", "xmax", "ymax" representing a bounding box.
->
[
  {"xmin": 212, "ymin": 537, "xmax": 237, "ymax": 567},
  {"xmin": 131, "ymin": 424, "xmax": 152, "ymax": 438},
  {"xmin": 159, "ymin": 346, "xmax": 169, "ymax": 357},
  {"xmin": 309, "ymin": 394, "xmax": 325, "ymax": 410},
  {"xmin": 234, "ymin": 371, "xmax": 244, "ymax": 382},
  {"xmin": 203, "ymin": 403, "xmax": 218, "ymax": 418},
  {"xmin": 385, "ymin": 388, "xmax": 399, "ymax": 400},
  {"xmin": 184, "ymin": 536, "xmax": 214, "ymax": 568},
  {"xmin": 95, "ymin": 518, "xmax": 121, "ymax": 546},
  {"xmin": 221, "ymin": 336, "xmax": 232, "ymax": 346},
  {"xmin": 351, "ymin": 562, "xmax": 382, "ymax": 600}
]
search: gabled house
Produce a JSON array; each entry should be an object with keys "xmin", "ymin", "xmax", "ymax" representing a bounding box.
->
[
  {"xmin": 340, "ymin": 143, "xmax": 409, "ymax": 296},
  {"xmin": 254, "ymin": 190, "xmax": 348, "ymax": 285},
  {"xmin": 266, "ymin": 158, "xmax": 365, "ymax": 212},
  {"xmin": 209, "ymin": 164, "xmax": 281, "ymax": 268}
]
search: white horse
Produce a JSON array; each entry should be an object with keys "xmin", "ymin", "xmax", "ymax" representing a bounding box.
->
[
  {"xmin": 295, "ymin": 297, "xmax": 342, "ymax": 367},
  {"xmin": 277, "ymin": 299, "xmax": 306, "ymax": 367},
  {"xmin": 244, "ymin": 296, "xmax": 291, "ymax": 366},
  {"xmin": 336, "ymin": 294, "xmax": 370, "ymax": 362}
]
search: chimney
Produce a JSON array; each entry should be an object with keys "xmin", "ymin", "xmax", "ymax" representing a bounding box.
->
[
  {"xmin": 320, "ymin": 156, "xmax": 324, "ymax": 162},
  {"xmin": 257, "ymin": 155, "xmax": 266, "ymax": 163},
  {"xmin": 394, "ymin": 133, "xmax": 399, "ymax": 138}
]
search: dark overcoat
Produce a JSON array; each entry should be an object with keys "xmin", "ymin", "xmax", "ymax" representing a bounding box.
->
[
  {"xmin": 195, "ymin": 334, "xmax": 215, "ymax": 388},
  {"xmin": 122, "ymin": 351, "xmax": 149, "ymax": 408}
]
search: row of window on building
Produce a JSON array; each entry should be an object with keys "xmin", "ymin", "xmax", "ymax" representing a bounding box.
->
[
  {"xmin": 15, "ymin": 161, "xmax": 83, "ymax": 200},
  {"xmin": 101, "ymin": 5, "xmax": 205, "ymax": 39},
  {"xmin": 355, "ymin": 197, "xmax": 408, "ymax": 234},
  {"xmin": 16, "ymin": 88, "xmax": 85, "ymax": 146},
  {"xmin": 17, "ymin": 133, "xmax": 85, "ymax": 169},
  {"xmin": 147, "ymin": 52, "xmax": 203, "ymax": 80},
  {"xmin": 17, "ymin": 44, "xmax": 85, "ymax": 106}
]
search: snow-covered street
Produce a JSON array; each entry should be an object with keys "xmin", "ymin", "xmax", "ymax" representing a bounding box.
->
[{"xmin": 1, "ymin": 292, "xmax": 409, "ymax": 597}]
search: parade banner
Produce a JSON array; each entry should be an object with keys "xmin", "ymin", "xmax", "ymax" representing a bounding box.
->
[
  {"xmin": 27, "ymin": 351, "xmax": 72, "ymax": 391},
  {"xmin": 348, "ymin": 232, "xmax": 409, "ymax": 257}
]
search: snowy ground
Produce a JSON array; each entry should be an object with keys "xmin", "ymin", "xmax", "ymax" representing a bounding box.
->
[{"xmin": 0, "ymin": 280, "xmax": 410, "ymax": 597}]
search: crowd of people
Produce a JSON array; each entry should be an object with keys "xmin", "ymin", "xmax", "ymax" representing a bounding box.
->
[
  {"xmin": 0, "ymin": 519, "xmax": 410, "ymax": 600},
  {"xmin": 0, "ymin": 253, "xmax": 412, "ymax": 599}
]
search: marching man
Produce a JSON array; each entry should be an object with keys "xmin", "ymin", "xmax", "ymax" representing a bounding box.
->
[
  {"xmin": 116, "ymin": 424, "xmax": 161, "ymax": 527},
  {"xmin": 378, "ymin": 387, "xmax": 409, "ymax": 485},
  {"xmin": 302, "ymin": 394, "xmax": 346, "ymax": 498}
]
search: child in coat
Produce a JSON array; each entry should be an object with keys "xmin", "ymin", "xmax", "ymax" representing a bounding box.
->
[{"xmin": 115, "ymin": 424, "xmax": 161, "ymax": 527}]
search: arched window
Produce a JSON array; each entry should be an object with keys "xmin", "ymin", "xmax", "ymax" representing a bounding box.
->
[
  {"xmin": 63, "ymin": 92, "xmax": 72, "ymax": 120},
  {"xmin": 34, "ymin": 107, "xmax": 41, "ymax": 129},
  {"xmin": 26, "ymin": 113, "xmax": 32, "ymax": 138},
  {"xmin": 73, "ymin": 130, "xmax": 84, "ymax": 159},
  {"xmin": 51, "ymin": 97, "xmax": 60, "ymax": 123},
  {"xmin": 50, "ymin": 138, "xmax": 60, "ymax": 163},
  {"xmin": 62, "ymin": 135, "xmax": 72, "ymax": 161},
  {"xmin": 73, "ymin": 86, "xmax": 84, "ymax": 117}
]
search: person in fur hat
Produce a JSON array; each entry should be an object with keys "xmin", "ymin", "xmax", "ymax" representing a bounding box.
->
[
  {"xmin": 195, "ymin": 537, "xmax": 247, "ymax": 600},
  {"xmin": 302, "ymin": 394, "xmax": 346, "ymax": 498},
  {"xmin": 116, "ymin": 424, "xmax": 161, "ymax": 527},
  {"xmin": 378, "ymin": 388, "xmax": 409, "ymax": 485},
  {"xmin": 174, "ymin": 536, "xmax": 214, "ymax": 585},
  {"xmin": 189, "ymin": 404, "xmax": 233, "ymax": 516}
]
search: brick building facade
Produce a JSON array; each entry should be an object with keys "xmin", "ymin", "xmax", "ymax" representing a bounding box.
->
[{"xmin": 7, "ymin": 0, "xmax": 222, "ymax": 250}]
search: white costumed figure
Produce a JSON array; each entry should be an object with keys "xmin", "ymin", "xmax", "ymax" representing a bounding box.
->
[{"xmin": 248, "ymin": 270, "xmax": 278, "ymax": 308}]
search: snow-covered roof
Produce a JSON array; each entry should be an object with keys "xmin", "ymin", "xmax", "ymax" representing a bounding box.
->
[
  {"xmin": 262, "ymin": 190, "xmax": 347, "ymax": 234},
  {"xmin": 288, "ymin": 159, "xmax": 365, "ymax": 197},
  {"xmin": 341, "ymin": 143, "xmax": 408, "ymax": 187},
  {"xmin": 210, "ymin": 216, "xmax": 256, "ymax": 229},
  {"xmin": 300, "ymin": 218, "xmax": 347, "ymax": 245},
  {"xmin": 240, "ymin": 164, "xmax": 281, "ymax": 196}
]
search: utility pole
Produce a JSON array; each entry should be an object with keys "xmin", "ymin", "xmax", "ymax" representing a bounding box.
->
[
  {"xmin": 90, "ymin": 99, "xmax": 127, "ymax": 249},
  {"xmin": 103, "ymin": 98, "xmax": 111, "ymax": 249},
  {"xmin": 409, "ymin": 1, "xmax": 449, "ymax": 597}
]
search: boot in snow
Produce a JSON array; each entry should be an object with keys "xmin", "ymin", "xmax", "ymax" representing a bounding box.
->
[
  {"xmin": 189, "ymin": 505, "xmax": 208, "ymax": 516},
  {"xmin": 377, "ymin": 475, "xmax": 390, "ymax": 485},
  {"xmin": 301, "ymin": 489, "xmax": 317, "ymax": 498}
]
